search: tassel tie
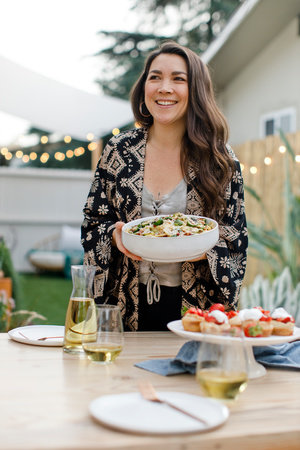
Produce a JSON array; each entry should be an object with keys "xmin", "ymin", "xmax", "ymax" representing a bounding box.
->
[
  {"xmin": 146, "ymin": 262, "xmax": 161, "ymax": 305},
  {"xmin": 145, "ymin": 197, "xmax": 163, "ymax": 304}
]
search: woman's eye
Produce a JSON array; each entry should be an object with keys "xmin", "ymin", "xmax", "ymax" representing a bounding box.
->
[
  {"xmin": 174, "ymin": 76, "xmax": 186, "ymax": 81},
  {"xmin": 148, "ymin": 75, "xmax": 160, "ymax": 80}
]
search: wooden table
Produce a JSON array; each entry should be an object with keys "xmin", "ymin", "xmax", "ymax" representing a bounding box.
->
[{"xmin": 1, "ymin": 332, "xmax": 299, "ymax": 449}]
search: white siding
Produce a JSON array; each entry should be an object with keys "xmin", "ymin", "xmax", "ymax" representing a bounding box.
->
[
  {"xmin": 218, "ymin": 18, "xmax": 300, "ymax": 145},
  {"xmin": 0, "ymin": 167, "xmax": 93, "ymax": 271}
]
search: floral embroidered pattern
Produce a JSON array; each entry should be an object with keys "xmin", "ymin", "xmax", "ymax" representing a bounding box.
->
[{"xmin": 81, "ymin": 128, "xmax": 248, "ymax": 330}]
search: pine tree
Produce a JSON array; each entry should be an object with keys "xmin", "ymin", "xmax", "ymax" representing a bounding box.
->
[{"xmin": 95, "ymin": 0, "xmax": 243, "ymax": 99}]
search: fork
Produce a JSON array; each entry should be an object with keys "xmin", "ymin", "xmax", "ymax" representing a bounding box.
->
[
  {"xmin": 37, "ymin": 336, "xmax": 64, "ymax": 341},
  {"xmin": 18, "ymin": 332, "xmax": 63, "ymax": 341},
  {"xmin": 138, "ymin": 381, "xmax": 208, "ymax": 425}
]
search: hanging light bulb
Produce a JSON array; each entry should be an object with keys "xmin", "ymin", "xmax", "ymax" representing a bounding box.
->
[
  {"xmin": 30, "ymin": 152, "xmax": 37, "ymax": 160},
  {"xmin": 41, "ymin": 135, "xmax": 49, "ymax": 144},
  {"xmin": 86, "ymin": 133, "xmax": 94, "ymax": 141},
  {"xmin": 250, "ymin": 166, "xmax": 258, "ymax": 174},
  {"xmin": 74, "ymin": 147, "xmax": 85, "ymax": 156},
  {"xmin": 40, "ymin": 153, "xmax": 49, "ymax": 163},
  {"xmin": 16, "ymin": 150, "xmax": 23, "ymax": 159},
  {"xmin": 66, "ymin": 150, "xmax": 74, "ymax": 158},
  {"xmin": 88, "ymin": 142, "xmax": 97, "ymax": 151},
  {"xmin": 55, "ymin": 152, "xmax": 65, "ymax": 161},
  {"xmin": 5, "ymin": 152, "xmax": 12, "ymax": 160},
  {"xmin": 264, "ymin": 157, "xmax": 272, "ymax": 165}
]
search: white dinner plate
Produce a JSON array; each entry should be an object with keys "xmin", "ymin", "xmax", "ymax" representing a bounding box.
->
[
  {"xmin": 8, "ymin": 325, "xmax": 64, "ymax": 347},
  {"xmin": 89, "ymin": 391, "xmax": 229, "ymax": 435},
  {"xmin": 167, "ymin": 320, "xmax": 300, "ymax": 346}
]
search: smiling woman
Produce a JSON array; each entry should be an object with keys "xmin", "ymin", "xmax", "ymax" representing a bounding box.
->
[{"xmin": 81, "ymin": 41, "xmax": 248, "ymax": 331}]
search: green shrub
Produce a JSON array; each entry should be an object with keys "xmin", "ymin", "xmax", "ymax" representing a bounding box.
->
[{"xmin": 240, "ymin": 267, "xmax": 300, "ymax": 326}]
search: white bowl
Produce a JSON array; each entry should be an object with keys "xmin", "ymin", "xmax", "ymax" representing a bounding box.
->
[{"xmin": 122, "ymin": 215, "xmax": 219, "ymax": 262}]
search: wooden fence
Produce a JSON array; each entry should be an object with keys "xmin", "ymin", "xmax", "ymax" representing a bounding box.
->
[{"xmin": 233, "ymin": 131, "xmax": 300, "ymax": 285}]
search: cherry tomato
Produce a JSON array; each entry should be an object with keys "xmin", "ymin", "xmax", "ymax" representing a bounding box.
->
[{"xmin": 209, "ymin": 303, "xmax": 225, "ymax": 313}]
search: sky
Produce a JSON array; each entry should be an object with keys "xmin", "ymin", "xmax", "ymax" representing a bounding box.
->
[{"xmin": 0, "ymin": 0, "xmax": 137, "ymax": 144}]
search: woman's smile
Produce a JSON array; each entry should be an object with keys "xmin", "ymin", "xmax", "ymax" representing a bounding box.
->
[{"xmin": 155, "ymin": 100, "xmax": 178, "ymax": 106}]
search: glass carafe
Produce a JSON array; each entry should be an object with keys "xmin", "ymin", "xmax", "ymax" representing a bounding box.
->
[{"xmin": 63, "ymin": 265, "xmax": 96, "ymax": 354}]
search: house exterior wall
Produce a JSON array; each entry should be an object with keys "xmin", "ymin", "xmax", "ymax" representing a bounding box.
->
[
  {"xmin": 0, "ymin": 167, "xmax": 92, "ymax": 272},
  {"xmin": 218, "ymin": 17, "xmax": 300, "ymax": 146}
]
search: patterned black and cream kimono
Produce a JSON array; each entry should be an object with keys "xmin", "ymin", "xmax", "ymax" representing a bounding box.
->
[{"xmin": 81, "ymin": 128, "xmax": 248, "ymax": 331}]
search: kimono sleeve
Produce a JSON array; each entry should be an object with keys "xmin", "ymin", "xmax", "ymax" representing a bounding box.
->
[
  {"xmin": 81, "ymin": 141, "xmax": 118, "ymax": 298},
  {"xmin": 206, "ymin": 159, "xmax": 248, "ymax": 308}
]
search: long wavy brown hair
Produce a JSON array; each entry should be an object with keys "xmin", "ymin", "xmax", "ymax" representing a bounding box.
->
[{"xmin": 130, "ymin": 41, "xmax": 236, "ymax": 219}]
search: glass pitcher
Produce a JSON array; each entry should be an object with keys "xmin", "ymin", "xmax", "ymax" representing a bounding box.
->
[{"xmin": 63, "ymin": 265, "xmax": 96, "ymax": 354}]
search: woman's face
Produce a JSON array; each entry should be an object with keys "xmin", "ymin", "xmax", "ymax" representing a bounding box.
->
[{"xmin": 144, "ymin": 53, "xmax": 189, "ymax": 128}]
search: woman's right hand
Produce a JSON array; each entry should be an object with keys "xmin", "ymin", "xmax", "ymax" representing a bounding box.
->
[{"xmin": 112, "ymin": 222, "xmax": 142, "ymax": 261}]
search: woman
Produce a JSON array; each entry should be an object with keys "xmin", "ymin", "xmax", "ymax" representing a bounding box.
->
[{"xmin": 81, "ymin": 41, "xmax": 248, "ymax": 331}]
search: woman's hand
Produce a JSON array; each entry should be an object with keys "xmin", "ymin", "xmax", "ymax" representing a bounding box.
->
[{"xmin": 112, "ymin": 222, "xmax": 142, "ymax": 261}]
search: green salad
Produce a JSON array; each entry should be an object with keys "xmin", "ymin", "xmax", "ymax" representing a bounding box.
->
[{"xmin": 126, "ymin": 213, "xmax": 214, "ymax": 237}]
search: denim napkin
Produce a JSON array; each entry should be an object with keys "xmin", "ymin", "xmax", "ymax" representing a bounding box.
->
[{"xmin": 134, "ymin": 340, "xmax": 300, "ymax": 376}]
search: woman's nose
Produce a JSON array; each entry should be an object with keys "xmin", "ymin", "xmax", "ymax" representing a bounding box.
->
[{"xmin": 158, "ymin": 82, "xmax": 173, "ymax": 93}]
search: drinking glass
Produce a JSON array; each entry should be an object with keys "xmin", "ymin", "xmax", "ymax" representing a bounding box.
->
[
  {"xmin": 82, "ymin": 304, "xmax": 124, "ymax": 363},
  {"xmin": 196, "ymin": 335, "xmax": 248, "ymax": 400},
  {"xmin": 63, "ymin": 265, "xmax": 96, "ymax": 354}
]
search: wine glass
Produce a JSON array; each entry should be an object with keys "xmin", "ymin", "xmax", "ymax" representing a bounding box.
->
[
  {"xmin": 82, "ymin": 304, "xmax": 124, "ymax": 363},
  {"xmin": 196, "ymin": 333, "xmax": 248, "ymax": 401}
]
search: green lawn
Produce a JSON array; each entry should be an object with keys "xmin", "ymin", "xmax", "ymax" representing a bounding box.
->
[{"xmin": 18, "ymin": 273, "xmax": 72, "ymax": 325}]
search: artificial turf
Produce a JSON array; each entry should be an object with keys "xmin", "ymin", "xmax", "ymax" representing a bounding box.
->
[{"xmin": 17, "ymin": 272, "xmax": 72, "ymax": 325}]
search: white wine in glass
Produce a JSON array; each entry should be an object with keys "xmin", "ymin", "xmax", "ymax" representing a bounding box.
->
[
  {"xmin": 63, "ymin": 265, "xmax": 96, "ymax": 355},
  {"xmin": 82, "ymin": 304, "xmax": 124, "ymax": 364},
  {"xmin": 83, "ymin": 342, "xmax": 123, "ymax": 363},
  {"xmin": 64, "ymin": 297, "xmax": 95, "ymax": 353},
  {"xmin": 196, "ymin": 338, "xmax": 248, "ymax": 400}
]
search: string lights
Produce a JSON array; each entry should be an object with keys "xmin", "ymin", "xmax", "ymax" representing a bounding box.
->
[
  {"xmin": 1, "ymin": 132, "xmax": 300, "ymax": 169},
  {"xmin": 0, "ymin": 133, "xmax": 99, "ymax": 165},
  {"xmin": 238, "ymin": 144, "xmax": 300, "ymax": 176}
]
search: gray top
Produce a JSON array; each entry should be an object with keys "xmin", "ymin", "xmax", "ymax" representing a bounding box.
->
[{"xmin": 139, "ymin": 179, "xmax": 187, "ymax": 304}]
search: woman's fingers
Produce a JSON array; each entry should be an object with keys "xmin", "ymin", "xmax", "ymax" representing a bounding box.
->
[
  {"xmin": 113, "ymin": 221, "xmax": 142, "ymax": 261},
  {"xmin": 187, "ymin": 253, "xmax": 207, "ymax": 262}
]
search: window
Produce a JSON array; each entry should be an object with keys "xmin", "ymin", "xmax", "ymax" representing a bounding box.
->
[{"xmin": 260, "ymin": 107, "xmax": 296, "ymax": 138}]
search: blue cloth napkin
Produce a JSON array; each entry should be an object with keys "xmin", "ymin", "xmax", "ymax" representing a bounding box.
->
[{"xmin": 135, "ymin": 340, "xmax": 300, "ymax": 376}]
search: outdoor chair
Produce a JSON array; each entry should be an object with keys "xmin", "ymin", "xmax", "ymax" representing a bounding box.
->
[{"xmin": 27, "ymin": 225, "xmax": 83, "ymax": 278}]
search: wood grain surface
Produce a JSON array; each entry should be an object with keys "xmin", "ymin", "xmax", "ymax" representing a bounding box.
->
[{"xmin": 1, "ymin": 332, "xmax": 299, "ymax": 449}]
